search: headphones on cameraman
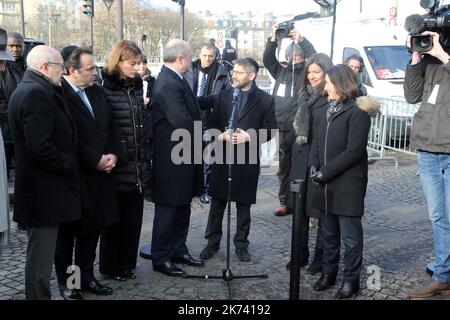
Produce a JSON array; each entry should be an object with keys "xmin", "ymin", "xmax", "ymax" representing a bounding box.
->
[{"xmin": 345, "ymin": 54, "xmax": 365, "ymax": 74}]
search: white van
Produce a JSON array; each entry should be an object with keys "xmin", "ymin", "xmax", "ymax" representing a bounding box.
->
[{"xmin": 295, "ymin": 16, "xmax": 416, "ymax": 141}]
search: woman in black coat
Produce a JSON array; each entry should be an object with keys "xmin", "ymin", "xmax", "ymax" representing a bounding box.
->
[
  {"xmin": 308, "ymin": 65, "xmax": 379, "ymax": 299},
  {"xmin": 99, "ymin": 40, "xmax": 148, "ymax": 281},
  {"xmin": 280, "ymin": 53, "xmax": 333, "ymax": 274}
]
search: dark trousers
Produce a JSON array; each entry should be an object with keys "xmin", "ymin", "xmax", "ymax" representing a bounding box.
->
[
  {"xmin": 321, "ymin": 214, "xmax": 363, "ymax": 284},
  {"xmin": 25, "ymin": 225, "xmax": 59, "ymax": 300},
  {"xmin": 54, "ymin": 220, "xmax": 100, "ymax": 288},
  {"xmin": 298, "ymin": 216, "xmax": 323, "ymax": 263},
  {"xmin": 100, "ymin": 190, "xmax": 144, "ymax": 275},
  {"xmin": 151, "ymin": 203, "xmax": 191, "ymax": 266},
  {"xmin": 4, "ymin": 143, "xmax": 14, "ymax": 179},
  {"xmin": 277, "ymin": 131, "xmax": 292, "ymax": 206},
  {"xmin": 205, "ymin": 198, "xmax": 251, "ymax": 249}
]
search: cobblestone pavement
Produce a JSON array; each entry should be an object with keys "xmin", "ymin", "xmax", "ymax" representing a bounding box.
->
[{"xmin": 0, "ymin": 151, "xmax": 448, "ymax": 300}]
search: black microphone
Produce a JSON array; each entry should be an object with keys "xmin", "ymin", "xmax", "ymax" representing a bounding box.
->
[
  {"xmin": 232, "ymin": 87, "xmax": 240, "ymax": 102},
  {"xmin": 404, "ymin": 14, "xmax": 425, "ymax": 34}
]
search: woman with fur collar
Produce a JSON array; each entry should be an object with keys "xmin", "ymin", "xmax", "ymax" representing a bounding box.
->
[{"xmin": 308, "ymin": 64, "xmax": 380, "ymax": 299}]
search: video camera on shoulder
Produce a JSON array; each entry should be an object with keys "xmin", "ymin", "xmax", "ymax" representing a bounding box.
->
[{"xmin": 405, "ymin": 0, "xmax": 450, "ymax": 52}]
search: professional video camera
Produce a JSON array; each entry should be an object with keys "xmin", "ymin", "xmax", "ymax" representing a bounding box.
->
[
  {"xmin": 405, "ymin": 0, "xmax": 450, "ymax": 52},
  {"xmin": 275, "ymin": 20, "xmax": 296, "ymax": 40}
]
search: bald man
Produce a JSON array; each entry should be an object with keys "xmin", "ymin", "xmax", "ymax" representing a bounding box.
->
[{"xmin": 8, "ymin": 45, "xmax": 82, "ymax": 299}]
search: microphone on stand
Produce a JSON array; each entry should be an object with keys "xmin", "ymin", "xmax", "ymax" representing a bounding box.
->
[{"xmin": 228, "ymin": 87, "xmax": 241, "ymax": 132}]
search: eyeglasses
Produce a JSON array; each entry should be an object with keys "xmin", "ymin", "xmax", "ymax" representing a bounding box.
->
[
  {"xmin": 48, "ymin": 62, "xmax": 64, "ymax": 68},
  {"xmin": 231, "ymin": 70, "xmax": 251, "ymax": 75}
]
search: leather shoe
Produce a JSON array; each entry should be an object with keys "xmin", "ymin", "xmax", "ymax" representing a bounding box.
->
[
  {"xmin": 335, "ymin": 281, "xmax": 359, "ymax": 299},
  {"xmin": 307, "ymin": 256, "xmax": 323, "ymax": 275},
  {"xmin": 171, "ymin": 254, "xmax": 205, "ymax": 267},
  {"xmin": 153, "ymin": 261, "xmax": 186, "ymax": 277},
  {"xmin": 199, "ymin": 246, "xmax": 219, "ymax": 260},
  {"xmin": 313, "ymin": 273, "xmax": 337, "ymax": 291},
  {"xmin": 274, "ymin": 205, "xmax": 291, "ymax": 217},
  {"xmin": 122, "ymin": 270, "xmax": 137, "ymax": 279},
  {"xmin": 407, "ymin": 280, "xmax": 450, "ymax": 298},
  {"xmin": 61, "ymin": 288, "xmax": 83, "ymax": 300},
  {"xmin": 236, "ymin": 248, "xmax": 251, "ymax": 262},
  {"xmin": 82, "ymin": 280, "xmax": 113, "ymax": 295},
  {"xmin": 199, "ymin": 193, "xmax": 211, "ymax": 204},
  {"xmin": 106, "ymin": 274, "xmax": 126, "ymax": 281}
]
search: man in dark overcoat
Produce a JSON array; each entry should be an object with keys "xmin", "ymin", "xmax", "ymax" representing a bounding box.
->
[
  {"xmin": 8, "ymin": 45, "xmax": 82, "ymax": 299},
  {"xmin": 54, "ymin": 46, "xmax": 121, "ymax": 299},
  {"xmin": 150, "ymin": 39, "xmax": 205, "ymax": 277},
  {"xmin": 199, "ymin": 57, "xmax": 277, "ymax": 262}
]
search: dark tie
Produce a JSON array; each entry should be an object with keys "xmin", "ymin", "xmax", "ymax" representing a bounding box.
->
[{"xmin": 198, "ymin": 72, "xmax": 207, "ymax": 96}]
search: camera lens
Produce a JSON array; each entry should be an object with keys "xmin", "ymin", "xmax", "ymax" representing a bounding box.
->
[{"xmin": 419, "ymin": 37, "xmax": 431, "ymax": 48}]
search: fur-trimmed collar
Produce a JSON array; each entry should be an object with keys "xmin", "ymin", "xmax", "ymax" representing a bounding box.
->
[
  {"xmin": 356, "ymin": 96, "xmax": 381, "ymax": 117},
  {"xmin": 101, "ymin": 70, "xmax": 143, "ymax": 91}
]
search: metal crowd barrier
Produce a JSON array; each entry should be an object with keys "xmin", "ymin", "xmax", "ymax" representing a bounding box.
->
[{"xmin": 367, "ymin": 96, "xmax": 420, "ymax": 168}]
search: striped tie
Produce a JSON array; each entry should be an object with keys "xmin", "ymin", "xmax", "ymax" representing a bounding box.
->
[{"xmin": 198, "ymin": 72, "xmax": 207, "ymax": 96}]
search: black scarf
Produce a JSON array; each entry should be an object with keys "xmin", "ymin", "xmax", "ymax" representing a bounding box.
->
[{"xmin": 293, "ymin": 85, "xmax": 321, "ymax": 145}]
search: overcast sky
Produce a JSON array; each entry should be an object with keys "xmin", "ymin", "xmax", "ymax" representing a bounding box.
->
[{"xmin": 151, "ymin": 0, "xmax": 426, "ymax": 20}]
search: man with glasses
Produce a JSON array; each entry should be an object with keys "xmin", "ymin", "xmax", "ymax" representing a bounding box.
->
[
  {"xmin": 199, "ymin": 57, "xmax": 277, "ymax": 262},
  {"xmin": 8, "ymin": 45, "xmax": 82, "ymax": 299}
]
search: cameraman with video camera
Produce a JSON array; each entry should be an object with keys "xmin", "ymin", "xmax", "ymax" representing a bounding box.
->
[
  {"xmin": 263, "ymin": 22, "xmax": 316, "ymax": 217},
  {"xmin": 404, "ymin": 29, "xmax": 450, "ymax": 298}
]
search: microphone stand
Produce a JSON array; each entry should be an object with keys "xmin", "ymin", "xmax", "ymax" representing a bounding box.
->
[{"xmin": 184, "ymin": 90, "xmax": 268, "ymax": 300}]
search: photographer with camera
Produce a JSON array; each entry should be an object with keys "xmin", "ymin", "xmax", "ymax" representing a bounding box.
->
[
  {"xmin": 404, "ymin": 30, "xmax": 450, "ymax": 298},
  {"xmin": 263, "ymin": 23, "xmax": 316, "ymax": 217}
]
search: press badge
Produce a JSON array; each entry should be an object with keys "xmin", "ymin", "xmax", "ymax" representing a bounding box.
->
[
  {"xmin": 427, "ymin": 84, "xmax": 440, "ymax": 105},
  {"xmin": 277, "ymin": 83, "xmax": 286, "ymax": 97}
]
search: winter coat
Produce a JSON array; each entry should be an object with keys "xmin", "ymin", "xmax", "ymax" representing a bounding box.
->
[
  {"xmin": 101, "ymin": 71, "xmax": 148, "ymax": 193},
  {"xmin": 0, "ymin": 129, "xmax": 9, "ymax": 245},
  {"xmin": 151, "ymin": 65, "xmax": 204, "ymax": 206},
  {"xmin": 0, "ymin": 59, "xmax": 25, "ymax": 143},
  {"xmin": 185, "ymin": 59, "xmax": 231, "ymax": 121},
  {"xmin": 200, "ymin": 85, "xmax": 277, "ymax": 204},
  {"xmin": 404, "ymin": 56, "xmax": 450, "ymax": 153},
  {"xmin": 308, "ymin": 97, "xmax": 380, "ymax": 217},
  {"xmin": 8, "ymin": 70, "xmax": 82, "ymax": 227},
  {"xmin": 263, "ymin": 38, "xmax": 316, "ymax": 131}
]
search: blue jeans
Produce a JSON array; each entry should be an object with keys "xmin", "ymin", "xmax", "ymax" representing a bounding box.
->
[{"xmin": 417, "ymin": 151, "xmax": 450, "ymax": 282}]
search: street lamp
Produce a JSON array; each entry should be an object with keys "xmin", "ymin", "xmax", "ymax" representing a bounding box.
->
[
  {"xmin": 48, "ymin": 13, "xmax": 61, "ymax": 47},
  {"xmin": 172, "ymin": 0, "xmax": 185, "ymax": 40},
  {"xmin": 187, "ymin": 27, "xmax": 199, "ymax": 43},
  {"xmin": 103, "ymin": 0, "xmax": 115, "ymax": 48}
]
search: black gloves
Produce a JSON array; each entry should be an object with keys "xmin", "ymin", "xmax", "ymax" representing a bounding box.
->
[{"xmin": 309, "ymin": 165, "xmax": 324, "ymax": 187}]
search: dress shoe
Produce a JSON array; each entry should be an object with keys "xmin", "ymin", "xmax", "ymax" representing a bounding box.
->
[
  {"xmin": 407, "ymin": 280, "xmax": 450, "ymax": 298},
  {"xmin": 426, "ymin": 266, "xmax": 434, "ymax": 277},
  {"xmin": 82, "ymin": 280, "xmax": 113, "ymax": 295},
  {"xmin": 335, "ymin": 281, "xmax": 360, "ymax": 299},
  {"xmin": 274, "ymin": 205, "xmax": 291, "ymax": 217},
  {"xmin": 199, "ymin": 245, "xmax": 219, "ymax": 260},
  {"xmin": 236, "ymin": 248, "xmax": 251, "ymax": 262},
  {"xmin": 106, "ymin": 274, "xmax": 126, "ymax": 281},
  {"xmin": 313, "ymin": 273, "xmax": 337, "ymax": 291},
  {"xmin": 199, "ymin": 193, "xmax": 211, "ymax": 204},
  {"xmin": 61, "ymin": 289, "xmax": 83, "ymax": 300},
  {"xmin": 171, "ymin": 254, "xmax": 205, "ymax": 267},
  {"xmin": 122, "ymin": 270, "xmax": 137, "ymax": 279},
  {"xmin": 307, "ymin": 257, "xmax": 323, "ymax": 275},
  {"xmin": 153, "ymin": 261, "xmax": 186, "ymax": 277},
  {"xmin": 285, "ymin": 259, "xmax": 308, "ymax": 271}
]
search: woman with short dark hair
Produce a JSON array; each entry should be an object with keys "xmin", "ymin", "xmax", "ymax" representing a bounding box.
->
[{"xmin": 308, "ymin": 64, "xmax": 379, "ymax": 299}]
